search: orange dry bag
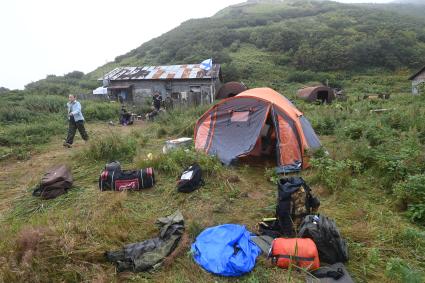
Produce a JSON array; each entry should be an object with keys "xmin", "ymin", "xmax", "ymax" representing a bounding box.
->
[{"xmin": 270, "ymin": 238, "xmax": 320, "ymax": 270}]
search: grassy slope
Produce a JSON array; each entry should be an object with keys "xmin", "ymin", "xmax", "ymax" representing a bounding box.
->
[{"xmin": 1, "ymin": 85, "xmax": 425, "ymax": 282}]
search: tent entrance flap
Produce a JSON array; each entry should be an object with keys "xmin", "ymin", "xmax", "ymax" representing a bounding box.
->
[
  {"xmin": 273, "ymin": 106, "xmax": 303, "ymax": 173},
  {"xmin": 206, "ymin": 98, "xmax": 270, "ymax": 165}
]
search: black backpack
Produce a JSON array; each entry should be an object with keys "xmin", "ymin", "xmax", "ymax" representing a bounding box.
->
[
  {"xmin": 177, "ymin": 164, "xmax": 204, "ymax": 193},
  {"xmin": 276, "ymin": 177, "xmax": 320, "ymax": 237},
  {"xmin": 298, "ymin": 214, "xmax": 349, "ymax": 264}
]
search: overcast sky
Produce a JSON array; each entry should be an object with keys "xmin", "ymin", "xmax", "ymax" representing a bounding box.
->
[{"xmin": 0, "ymin": 0, "xmax": 393, "ymax": 89}]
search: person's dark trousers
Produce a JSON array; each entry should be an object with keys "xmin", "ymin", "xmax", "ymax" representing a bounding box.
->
[{"xmin": 66, "ymin": 117, "xmax": 88, "ymax": 145}]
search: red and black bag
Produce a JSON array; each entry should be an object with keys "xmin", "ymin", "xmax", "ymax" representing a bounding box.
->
[{"xmin": 99, "ymin": 168, "xmax": 155, "ymax": 191}]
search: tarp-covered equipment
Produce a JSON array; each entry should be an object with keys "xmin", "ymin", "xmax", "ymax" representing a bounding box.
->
[
  {"xmin": 191, "ymin": 224, "xmax": 261, "ymax": 277},
  {"xmin": 194, "ymin": 88, "xmax": 321, "ymax": 173},
  {"xmin": 105, "ymin": 210, "xmax": 184, "ymax": 272}
]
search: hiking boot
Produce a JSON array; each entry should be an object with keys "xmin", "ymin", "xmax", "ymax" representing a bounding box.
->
[{"xmin": 63, "ymin": 142, "xmax": 72, "ymax": 148}]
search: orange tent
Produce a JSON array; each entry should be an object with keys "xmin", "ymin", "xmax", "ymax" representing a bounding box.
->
[{"xmin": 194, "ymin": 88, "xmax": 321, "ymax": 173}]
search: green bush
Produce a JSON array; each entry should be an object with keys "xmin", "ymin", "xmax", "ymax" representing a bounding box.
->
[
  {"xmin": 311, "ymin": 116, "xmax": 336, "ymax": 135},
  {"xmin": 23, "ymin": 95, "xmax": 65, "ymax": 113},
  {"xmin": 394, "ymin": 174, "xmax": 425, "ymax": 223},
  {"xmin": 0, "ymin": 119, "xmax": 64, "ymax": 146},
  {"xmin": 80, "ymin": 133, "xmax": 137, "ymax": 162},
  {"xmin": 385, "ymin": 258, "xmax": 424, "ymax": 283},
  {"xmin": 343, "ymin": 121, "xmax": 365, "ymax": 140},
  {"xmin": 83, "ymin": 102, "xmax": 120, "ymax": 121},
  {"xmin": 310, "ymin": 156, "xmax": 361, "ymax": 192}
]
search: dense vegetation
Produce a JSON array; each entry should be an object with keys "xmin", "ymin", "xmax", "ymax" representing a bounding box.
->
[
  {"xmin": 87, "ymin": 0, "xmax": 425, "ymax": 83},
  {"xmin": 0, "ymin": 91, "xmax": 120, "ymax": 160}
]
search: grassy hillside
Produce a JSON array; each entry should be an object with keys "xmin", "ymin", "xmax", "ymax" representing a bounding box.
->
[{"xmin": 86, "ymin": 0, "xmax": 425, "ymax": 85}]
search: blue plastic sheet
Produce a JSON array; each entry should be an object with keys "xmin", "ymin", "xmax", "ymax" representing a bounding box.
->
[{"xmin": 191, "ymin": 224, "xmax": 261, "ymax": 277}]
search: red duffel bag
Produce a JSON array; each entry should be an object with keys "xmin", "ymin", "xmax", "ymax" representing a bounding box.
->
[{"xmin": 270, "ymin": 238, "xmax": 320, "ymax": 270}]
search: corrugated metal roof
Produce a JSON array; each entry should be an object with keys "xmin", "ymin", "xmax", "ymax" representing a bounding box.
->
[{"xmin": 100, "ymin": 64, "xmax": 221, "ymax": 81}]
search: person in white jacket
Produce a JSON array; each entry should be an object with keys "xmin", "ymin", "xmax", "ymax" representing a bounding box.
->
[{"xmin": 63, "ymin": 94, "xmax": 88, "ymax": 148}]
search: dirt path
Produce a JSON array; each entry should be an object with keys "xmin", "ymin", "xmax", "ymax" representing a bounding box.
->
[{"xmin": 0, "ymin": 121, "xmax": 145, "ymax": 215}]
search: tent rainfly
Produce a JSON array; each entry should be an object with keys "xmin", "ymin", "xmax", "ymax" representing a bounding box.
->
[{"xmin": 194, "ymin": 88, "xmax": 321, "ymax": 173}]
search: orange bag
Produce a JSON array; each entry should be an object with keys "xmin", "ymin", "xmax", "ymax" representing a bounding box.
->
[{"xmin": 270, "ymin": 238, "xmax": 320, "ymax": 270}]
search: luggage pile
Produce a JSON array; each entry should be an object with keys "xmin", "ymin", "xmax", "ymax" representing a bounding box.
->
[{"xmin": 255, "ymin": 176, "xmax": 351, "ymax": 281}]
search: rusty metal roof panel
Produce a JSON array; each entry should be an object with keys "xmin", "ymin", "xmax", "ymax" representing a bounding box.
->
[{"xmin": 100, "ymin": 64, "xmax": 221, "ymax": 81}]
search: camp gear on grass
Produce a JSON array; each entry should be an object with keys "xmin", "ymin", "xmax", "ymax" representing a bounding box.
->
[
  {"xmin": 177, "ymin": 164, "xmax": 204, "ymax": 193},
  {"xmin": 306, "ymin": 263, "xmax": 354, "ymax": 283},
  {"xmin": 99, "ymin": 168, "xmax": 155, "ymax": 191},
  {"xmin": 32, "ymin": 165, "xmax": 73, "ymax": 200},
  {"xmin": 194, "ymin": 87, "xmax": 321, "ymax": 173},
  {"xmin": 277, "ymin": 177, "xmax": 320, "ymax": 236},
  {"xmin": 105, "ymin": 210, "xmax": 184, "ymax": 272},
  {"xmin": 298, "ymin": 215, "xmax": 349, "ymax": 264},
  {"xmin": 270, "ymin": 238, "xmax": 320, "ymax": 270},
  {"xmin": 191, "ymin": 224, "xmax": 261, "ymax": 277}
]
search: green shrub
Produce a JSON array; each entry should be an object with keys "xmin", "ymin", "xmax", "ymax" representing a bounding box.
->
[
  {"xmin": 364, "ymin": 124, "xmax": 394, "ymax": 147},
  {"xmin": 83, "ymin": 102, "xmax": 120, "ymax": 121},
  {"xmin": 394, "ymin": 174, "xmax": 425, "ymax": 223},
  {"xmin": 23, "ymin": 95, "xmax": 65, "ymax": 113},
  {"xmin": 0, "ymin": 119, "xmax": 64, "ymax": 146},
  {"xmin": 385, "ymin": 258, "xmax": 424, "ymax": 283},
  {"xmin": 80, "ymin": 133, "xmax": 137, "ymax": 162},
  {"xmin": 343, "ymin": 121, "xmax": 365, "ymax": 140},
  {"xmin": 311, "ymin": 116, "xmax": 336, "ymax": 135},
  {"xmin": 0, "ymin": 106, "xmax": 33, "ymax": 123},
  {"xmin": 310, "ymin": 156, "xmax": 361, "ymax": 192}
]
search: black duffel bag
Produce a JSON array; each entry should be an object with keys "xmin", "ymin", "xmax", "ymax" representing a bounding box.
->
[{"xmin": 99, "ymin": 168, "xmax": 155, "ymax": 191}]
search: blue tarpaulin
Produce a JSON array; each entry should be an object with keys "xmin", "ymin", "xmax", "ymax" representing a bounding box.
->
[{"xmin": 191, "ymin": 224, "xmax": 261, "ymax": 277}]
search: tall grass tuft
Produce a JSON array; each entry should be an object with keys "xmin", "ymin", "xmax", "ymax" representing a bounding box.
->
[
  {"xmin": 135, "ymin": 148, "xmax": 222, "ymax": 177},
  {"xmin": 80, "ymin": 133, "xmax": 137, "ymax": 162}
]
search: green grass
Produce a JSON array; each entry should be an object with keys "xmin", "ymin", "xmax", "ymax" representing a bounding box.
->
[{"xmin": 1, "ymin": 74, "xmax": 425, "ymax": 282}]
